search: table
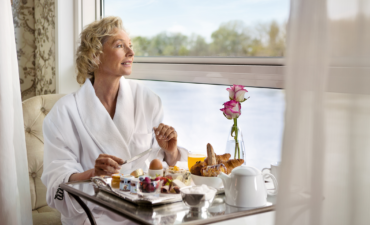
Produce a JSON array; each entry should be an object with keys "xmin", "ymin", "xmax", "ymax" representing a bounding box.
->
[{"xmin": 60, "ymin": 181, "xmax": 275, "ymax": 225}]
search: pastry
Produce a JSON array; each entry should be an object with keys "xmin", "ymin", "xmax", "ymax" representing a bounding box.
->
[
  {"xmin": 207, "ymin": 143, "xmax": 217, "ymax": 166},
  {"xmin": 223, "ymin": 159, "xmax": 244, "ymax": 174},
  {"xmin": 190, "ymin": 161, "xmax": 207, "ymax": 176},
  {"xmin": 204, "ymin": 153, "xmax": 231, "ymax": 164},
  {"xmin": 200, "ymin": 163, "xmax": 227, "ymax": 177},
  {"xmin": 130, "ymin": 168, "xmax": 144, "ymax": 178}
]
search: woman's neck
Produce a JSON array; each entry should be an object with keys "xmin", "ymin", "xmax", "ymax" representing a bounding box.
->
[{"xmin": 93, "ymin": 75, "xmax": 121, "ymax": 119}]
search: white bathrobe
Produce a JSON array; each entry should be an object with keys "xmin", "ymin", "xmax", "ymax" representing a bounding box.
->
[{"xmin": 41, "ymin": 77, "xmax": 188, "ymax": 225}]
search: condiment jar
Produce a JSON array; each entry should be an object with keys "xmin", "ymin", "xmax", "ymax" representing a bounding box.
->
[
  {"xmin": 130, "ymin": 179, "xmax": 139, "ymax": 194},
  {"xmin": 120, "ymin": 176, "xmax": 133, "ymax": 192},
  {"xmin": 111, "ymin": 174, "xmax": 121, "ymax": 189}
]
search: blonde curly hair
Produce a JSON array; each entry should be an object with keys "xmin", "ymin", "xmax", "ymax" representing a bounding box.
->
[{"xmin": 76, "ymin": 16, "xmax": 124, "ymax": 84}]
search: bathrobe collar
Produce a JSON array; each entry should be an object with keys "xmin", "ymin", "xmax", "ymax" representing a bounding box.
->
[{"xmin": 74, "ymin": 77, "xmax": 135, "ymax": 160}]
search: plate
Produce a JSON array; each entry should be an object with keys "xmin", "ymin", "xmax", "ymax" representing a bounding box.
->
[{"xmin": 191, "ymin": 174, "xmax": 223, "ymax": 189}]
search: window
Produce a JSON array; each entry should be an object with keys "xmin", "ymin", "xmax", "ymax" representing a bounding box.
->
[
  {"xmin": 135, "ymin": 80, "xmax": 285, "ymax": 169},
  {"xmin": 104, "ymin": 1, "xmax": 287, "ymax": 168},
  {"xmin": 105, "ymin": 0, "xmax": 289, "ymax": 57}
]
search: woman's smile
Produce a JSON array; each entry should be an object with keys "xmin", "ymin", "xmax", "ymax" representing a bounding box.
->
[{"xmin": 121, "ymin": 61, "xmax": 132, "ymax": 67}]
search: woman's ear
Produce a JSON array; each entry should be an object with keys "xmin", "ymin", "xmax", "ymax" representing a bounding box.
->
[{"xmin": 93, "ymin": 55, "xmax": 100, "ymax": 65}]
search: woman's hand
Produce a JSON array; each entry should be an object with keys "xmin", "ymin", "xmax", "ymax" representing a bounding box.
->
[
  {"xmin": 153, "ymin": 123, "xmax": 180, "ymax": 166},
  {"xmin": 94, "ymin": 154, "xmax": 124, "ymax": 176},
  {"xmin": 69, "ymin": 154, "xmax": 124, "ymax": 182}
]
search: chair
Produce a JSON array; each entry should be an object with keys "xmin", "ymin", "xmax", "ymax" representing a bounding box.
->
[{"xmin": 23, "ymin": 94, "xmax": 65, "ymax": 225}]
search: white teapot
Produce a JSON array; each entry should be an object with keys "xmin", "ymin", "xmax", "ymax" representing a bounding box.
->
[{"xmin": 218, "ymin": 165, "xmax": 278, "ymax": 208}]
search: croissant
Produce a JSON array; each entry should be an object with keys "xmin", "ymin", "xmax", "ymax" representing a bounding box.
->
[
  {"xmin": 190, "ymin": 161, "xmax": 207, "ymax": 176},
  {"xmin": 223, "ymin": 159, "xmax": 244, "ymax": 174},
  {"xmin": 200, "ymin": 163, "xmax": 227, "ymax": 177},
  {"xmin": 206, "ymin": 143, "xmax": 217, "ymax": 166},
  {"xmin": 204, "ymin": 153, "xmax": 231, "ymax": 164}
]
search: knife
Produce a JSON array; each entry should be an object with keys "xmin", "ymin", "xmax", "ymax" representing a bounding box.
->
[{"xmin": 121, "ymin": 147, "xmax": 153, "ymax": 165}]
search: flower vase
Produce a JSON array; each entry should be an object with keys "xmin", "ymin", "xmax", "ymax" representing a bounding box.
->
[{"xmin": 225, "ymin": 125, "xmax": 245, "ymax": 162}]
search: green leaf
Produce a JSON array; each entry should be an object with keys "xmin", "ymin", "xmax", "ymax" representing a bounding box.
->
[{"xmin": 240, "ymin": 96, "xmax": 250, "ymax": 103}]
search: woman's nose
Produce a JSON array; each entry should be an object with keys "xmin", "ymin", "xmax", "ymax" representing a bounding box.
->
[{"xmin": 126, "ymin": 47, "xmax": 134, "ymax": 57}]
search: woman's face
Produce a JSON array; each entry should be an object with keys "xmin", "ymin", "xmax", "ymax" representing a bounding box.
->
[{"xmin": 97, "ymin": 29, "xmax": 134, "ymax": 77}]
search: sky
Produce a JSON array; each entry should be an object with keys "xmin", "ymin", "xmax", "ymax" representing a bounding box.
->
[{"xmin": 105, "ymin": 0, "xmax": 290, "ymax": 41}]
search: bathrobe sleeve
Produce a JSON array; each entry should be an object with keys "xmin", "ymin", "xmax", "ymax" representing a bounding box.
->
[
  {"xmin": 41, "ymin": 113, "xmax": 86, "ymax": 219},
  {"xmin": 151, "ymin": 95, "xmax": 189, "ymax": 163}
]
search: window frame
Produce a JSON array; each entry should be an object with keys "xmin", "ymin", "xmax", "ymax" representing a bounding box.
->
[
  {"xmin": 101, "ymin": 0, "xmax": 285, "ymax": 88},
  {"xmin": 130, "ymin": 63, "xmax": 284, "ymax": 89}
]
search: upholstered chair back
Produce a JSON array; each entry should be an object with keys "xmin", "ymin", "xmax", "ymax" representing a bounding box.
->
[{"xmin": 22, "ymin": 94, "xmax": 65, "ymax": 222}]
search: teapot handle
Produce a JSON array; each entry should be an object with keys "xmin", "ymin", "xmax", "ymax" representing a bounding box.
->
[{"xmin": 262, "ymin": 173, "xmax": 278, "ymax": 196}]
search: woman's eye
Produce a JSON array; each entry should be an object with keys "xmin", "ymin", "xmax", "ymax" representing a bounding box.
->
[{"xmin": 117, "ymin": 44, "xmax": 123, "ymax": 48}]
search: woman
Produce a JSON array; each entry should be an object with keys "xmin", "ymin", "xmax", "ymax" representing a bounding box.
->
[{"xmin": 41, "ymin": 16, "xmax": 188, "ymax": 224}]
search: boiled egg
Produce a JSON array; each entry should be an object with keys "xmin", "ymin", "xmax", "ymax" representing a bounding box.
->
[{"xmin": 149, "ymin": 159, "xmax": 163, "ymax": 170}]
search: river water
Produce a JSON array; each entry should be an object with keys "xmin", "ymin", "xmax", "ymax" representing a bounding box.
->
[{"xmin": 135, "ymin": 80, "xmax": 285, "ymax": 170}]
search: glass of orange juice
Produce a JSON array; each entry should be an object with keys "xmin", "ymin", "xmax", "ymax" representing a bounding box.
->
[{"xmin": 188, "ymin": 153, "xmax": 207, "ymax": 170}]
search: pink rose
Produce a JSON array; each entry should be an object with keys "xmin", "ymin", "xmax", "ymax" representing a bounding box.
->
[
  {"xmin": 226, "ymin": 84, "xmax": 248, "ymax": 102},
  {"xmin": 220, "ymin": 100, "xmax": 241, "ymax": 119}
]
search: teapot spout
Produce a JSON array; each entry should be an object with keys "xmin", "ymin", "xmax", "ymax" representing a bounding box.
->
[{"xmin": 218, "ymin": 172, "xmax": 231, "ymax": 189}]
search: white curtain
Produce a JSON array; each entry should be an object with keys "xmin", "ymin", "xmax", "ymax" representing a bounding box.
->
[
  {"xmin": 276, "ymin": 0, "xmax": 370, "ymax": 225},
  {"xmin": 0, "ymin": 0, "xmax": 33, "ymax": 224}
]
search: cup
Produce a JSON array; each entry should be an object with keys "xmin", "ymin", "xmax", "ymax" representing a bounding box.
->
[
  {"xmin": 148, "ymin": 169, "xmax": 163, "ymax": 178},
  {"xmin": 262, "ymin": 162, "xmax": 280, "ymax": 181},
  {"xmin": 187, "ymin": 153, "xmax": 206, "ymax": 170}
]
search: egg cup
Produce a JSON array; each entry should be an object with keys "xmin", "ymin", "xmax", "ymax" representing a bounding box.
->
[{"xmin": 148, "ymin": 169, "xmax": 163, "ymax": 178}]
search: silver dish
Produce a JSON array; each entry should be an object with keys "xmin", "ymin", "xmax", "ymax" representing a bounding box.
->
[{"xmin": 180, "ymin": 186, "xmax": 217, "ymax": 212}]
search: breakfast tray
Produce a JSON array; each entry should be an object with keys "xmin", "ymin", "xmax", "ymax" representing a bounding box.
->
[{"xmin": 91, "ymin": 177, "xmax": 183, "ymax": 206}]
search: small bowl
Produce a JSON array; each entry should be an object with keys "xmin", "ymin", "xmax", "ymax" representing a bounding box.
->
[
  {"xmin": 148, "ymin": 169, "xmax": 163, "ymax": 178},
  {"xmin": 139, "ymin": 179, "xmax": 161, "ymax": 194},
  {"xmin": 191, "ymin": 174, "xmax": 223, "ymax": 189},
  {"xmin": 180, "ymin": 186, "xmax": 217, "ymax": 211}
]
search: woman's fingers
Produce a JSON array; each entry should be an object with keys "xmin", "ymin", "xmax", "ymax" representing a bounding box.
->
[
  {"xmin": 94, "ymin": 154, "xmax": 123, "ymax": 176},
  {"xmin": 159, "ymin": 126, "xmax": 170, "ymax": 139},
  {"xmin": 165, "ymin": 131, "xmax": 177, "ymax": 141},
  {"xmin": 155, "ymin": 123, "xmax": 164, "ymax": 135},
  {"xmin": 98, "ymin": 161, "xmax": 117, "ymax": 172},
  {"xmin": 96, "ymin": 154, "xmax": 123, "ymax": 169},
  {"xmin": 163, "ymin": 127, "xmax": 174, "ymax": 138},
  {"xmin": 156, "ymin": 123, "xmax": 167, "ymax": 139},
  {"xmin": 153, "ymin": 123, "xmax": 178, "ymax": 155},
  {"xmin": 155, "ymin": 123, "xmax": 168, "ymax": 136},
  {"xmin": 96, "ymin": 163, "xmax": 118, "ymax": 174},
  {"xmin": 154, "ymin": 123, "xmax": 174, "ymax": 140},
  {"xmin": 107, "ymin": 155, "xmax": 125, "ymax": 165},
  {"xmin": 94, "ymin": 167, "xmax": 116, "ymax": 176}
]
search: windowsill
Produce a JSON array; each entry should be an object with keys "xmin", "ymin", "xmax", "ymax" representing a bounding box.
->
[{"xmin": 133, "ymin": 57, "xmax": 284, "ymax": 66}]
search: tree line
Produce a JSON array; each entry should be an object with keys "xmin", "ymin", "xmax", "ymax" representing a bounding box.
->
[{"xmin": 132, "ymin": 20, "xmax": 286, "ymax": 57}]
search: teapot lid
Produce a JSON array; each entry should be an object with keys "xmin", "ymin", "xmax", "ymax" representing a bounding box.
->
[{"xmin": 232, "ymin": 165, "xmax": 261, "ymax": 176}]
